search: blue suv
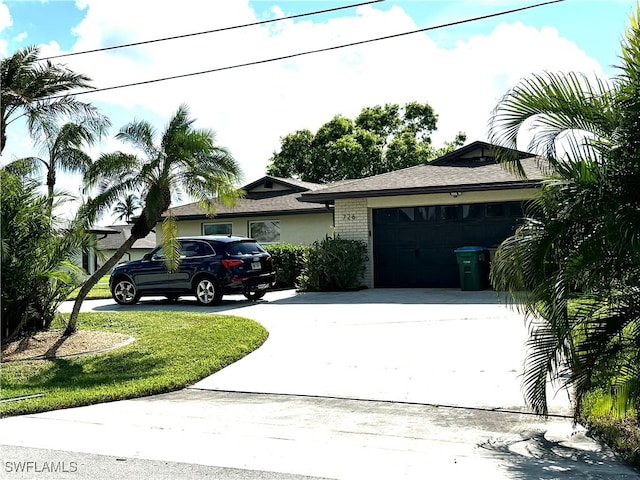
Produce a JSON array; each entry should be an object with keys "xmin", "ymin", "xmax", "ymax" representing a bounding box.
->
[{"xmin": 109, "ymin": 236, "xmax": 276, "ymax": 306}]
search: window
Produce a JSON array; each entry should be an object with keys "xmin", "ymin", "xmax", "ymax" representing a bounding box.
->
[
  {"xmin": 180, "ymin": 240, "xmax": 214, "ymax": 257},
  {"xmin": 226, "ymin": 241, "xmax": 265, "ymax": 255},
  {"xmin": 419, "ymin": 206, "xmax": 438, "ymax": 222},
  {"xmin": 398, "ymin": 208, "xmax": 415, "ymax": 222},
  {"xmin": 461, "ymin": 204, "xmax": 484, "ymax": 220},
  {"xmin": 509, "ymin": 202, "xmax": 524, "ymax": 217},
  {"xmin": 203, "ymin": 223, "xmax": 232, "ymax": 235},
  {"xmin": 441, "ymin": 205, "xmax": 459, "ymax": 221},
  {"xmin": 151, "ymin": 246, "xmax": 165, "ymax": 260},
  {"xmin": 486, "ymin": 204, "xmax": 505, "ymax": 217},
  {"xmin": 249, "ymin": 220, "xmax": 280, "ymax": 243},
  {"xmin": 374, "ymin": 209, "xmax": 397, "ymax": 224}
]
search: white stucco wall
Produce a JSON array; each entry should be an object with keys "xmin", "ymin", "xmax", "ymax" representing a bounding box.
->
[
  {"xmin": 158, "ymin": 212, "xmax": 334, "ymax": 246},
  {"xmin": 99, "ymin": 249, "xmax": 152, "ymax": 269}
]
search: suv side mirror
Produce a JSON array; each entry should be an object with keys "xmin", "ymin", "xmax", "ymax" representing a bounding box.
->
[{"xmin": 143, "ymin": 253, "xmax": 153, "ymax": 261}]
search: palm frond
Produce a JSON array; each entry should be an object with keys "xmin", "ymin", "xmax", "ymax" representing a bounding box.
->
[
  {"xmin": 161, "ymin": 213, "xmax": 180, "ymax": 273},
  {"xmin": 488, "ymin": 71, "xmax": 617, "ymax": 176}
]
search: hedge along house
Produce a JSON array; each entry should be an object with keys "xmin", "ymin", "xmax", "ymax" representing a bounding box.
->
[
  {"xmin": 161, "ymin": 176, "xmax": 334, "ymax": 246},
  {"xmin": 298, "ymin": 141, "xmax": 546, "ymax": 288}
]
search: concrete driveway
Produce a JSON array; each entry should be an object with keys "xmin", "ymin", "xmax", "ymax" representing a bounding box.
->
[{"xmin": 1, "ymin": 289, "xmax": 638, "ymax": 479}]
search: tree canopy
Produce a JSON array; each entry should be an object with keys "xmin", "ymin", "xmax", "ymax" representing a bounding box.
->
[{"xmin": 267, "ymin": 101, "xmax": 466, "ymax": 183}]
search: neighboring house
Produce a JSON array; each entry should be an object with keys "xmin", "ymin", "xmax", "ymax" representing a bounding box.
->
[
  {"xmin": 298, "ymin": 141, "xmax": 545, "ymax": 288},
  {"xmin": 162, "ymin": 176, "xmax": 334, "ymax": 246},
  {"xmin": 96, "ymin": 224, "xmax": 156, "ymax": 270},
  {"xmin": 77, "ymin": 227, "xmax": 120, "ymax": 275}
]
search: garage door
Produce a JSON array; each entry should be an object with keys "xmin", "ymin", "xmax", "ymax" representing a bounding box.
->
[{"xmin": 373, "ymin": 202, "xmax": 523, "ymax": 287}]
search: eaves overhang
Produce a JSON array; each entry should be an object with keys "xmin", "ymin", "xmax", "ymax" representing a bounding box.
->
[{"xmin": 169, "ymin": 206, "xmax": 332, "ymax": 220}]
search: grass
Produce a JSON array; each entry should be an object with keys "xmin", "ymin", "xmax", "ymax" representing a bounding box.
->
[
  {"xmin": 580, "ymin": 389, "xmax": 640, "ymax": 468},
  {"xmin": 67, "ymin": 274, "xmax": 112, "ymax": 300},
  {"xmin": 566, "ymin": 296, "xmax": 640, "ymax": 468},
  {"xmin": 0, "ymin": 311, "xmax": 268, "ymax": 417}
]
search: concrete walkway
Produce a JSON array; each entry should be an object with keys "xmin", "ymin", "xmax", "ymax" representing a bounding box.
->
[{"xmin": 1, "ymin": 289, "xmax": 638, "ymax": 479}]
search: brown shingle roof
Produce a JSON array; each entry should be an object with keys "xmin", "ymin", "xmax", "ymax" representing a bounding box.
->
[
  {"xmin": 299, "ymin": 156, "xmax": 546, "ymax": 203},
  {"xmin": 167, "ymin": 191, "xmax": 330, "ymax": 219},
  {"xmin": 166, "ymin": 175, "xmax": 331, "ymax": 219}
]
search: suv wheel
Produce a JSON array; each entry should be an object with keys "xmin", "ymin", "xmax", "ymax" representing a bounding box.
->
[
  {"xmin": 112, "ymin": 279, "xmax": 141, "ymax": 305},
  {"xmin": 194, "ymin": 277, "xmax": 222, "ymax": 306}
]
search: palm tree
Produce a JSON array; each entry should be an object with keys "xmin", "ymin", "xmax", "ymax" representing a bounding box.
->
[
  {"xmin": 1, "ymin": 45, "xmax": 106, "ymax": 154},
  {"xmin": 487, "ymin": 9, "xmax": 640, "ymax": 418},
  {"xmin": 1, "ymin": 169, "xmax": 88, "ymax": 341},
  {"xmin": 5, "ymin": 120, "xmax": 109, "ymax": 211},
  {"xmin": 112, "ymin": 194, "xmax": 140, "ymax": 223},
  {"xmin": 65, "ymin": 104, "xmax": 243, "ymax": 334}
]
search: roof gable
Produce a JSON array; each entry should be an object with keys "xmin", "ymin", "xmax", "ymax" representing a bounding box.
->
[
  {"xmin": 242, "ymin": 175, "xmax": 323, "ymax": 200},
  {"xmin": 430, "ymin": 140, "xmax": 534, "ymax": 167}
]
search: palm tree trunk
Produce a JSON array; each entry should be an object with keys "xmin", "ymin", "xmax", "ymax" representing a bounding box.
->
[
  {"xmin": 1, "ymin": 117, "xmax": 6, "ymax": 154},
  {"xmin": 64, "ymin": 232, "xmax": 140, "ymax": 335},
  {"xmin": 46, "ymin": 170, "xmax": 55, "ymax": 213}
]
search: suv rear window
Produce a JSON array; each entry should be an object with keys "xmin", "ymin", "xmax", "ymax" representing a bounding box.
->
[{"xmin": 225, "ymin": 241, "xmax": 265, "ymax": 255}]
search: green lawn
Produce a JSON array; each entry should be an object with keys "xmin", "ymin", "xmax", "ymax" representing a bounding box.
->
[
  {"xmin": 580, "ymin": 389, "xmax": 640, "ymax": 468},
  {"xmin": 68, "ymin": 275, "xmax": 112, "ymax": 300},
  {"xmin": 0, "ymin": 311, "xmax": 268, "ymax": 417}
]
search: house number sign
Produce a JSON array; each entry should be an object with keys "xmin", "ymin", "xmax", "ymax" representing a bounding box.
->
[{"xmin": 342, "ymin": 213, "xmax": 357, "ymax": 221}]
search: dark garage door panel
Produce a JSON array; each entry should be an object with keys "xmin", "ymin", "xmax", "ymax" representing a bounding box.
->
[{"xmin": 373, "ymin": 203, "xmax": 523, "ymax": 288}]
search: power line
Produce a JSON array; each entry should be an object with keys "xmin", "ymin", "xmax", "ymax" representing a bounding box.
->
[
  {"xmin": 42, "ymin": 0, "xmax": 385, "ymax": 61},
  {"xmin": 53, "ymin": 0, "xmax": 566, "ymax": 99}
]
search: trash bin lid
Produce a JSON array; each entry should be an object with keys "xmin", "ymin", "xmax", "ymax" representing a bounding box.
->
[{"xmin": 454, "ymin": 246, "xmax": 486, "ymax": 252}]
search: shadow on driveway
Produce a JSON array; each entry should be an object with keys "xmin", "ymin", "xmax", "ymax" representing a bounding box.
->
[{"xmin": 85, "ymin": 288, "xmax": 513, "ymax": 314}]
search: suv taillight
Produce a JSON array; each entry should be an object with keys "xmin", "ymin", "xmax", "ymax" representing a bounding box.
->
[{"xmin": 221, "ymin": 259, "xmax": 244, "ymax": 269}]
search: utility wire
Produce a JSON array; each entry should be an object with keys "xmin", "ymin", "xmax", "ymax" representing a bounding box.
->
[
  {"xmin": 42, "ymin": 0, "xmax": 385, "ymax": 60},
  {"xmin": 52, "ymin": 0, "xmax": 566, "ymax": 99}
]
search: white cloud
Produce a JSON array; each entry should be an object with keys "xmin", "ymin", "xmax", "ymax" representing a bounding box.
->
[
  {"xmin": 12, "ymin": 31, "xmax": 26, "ymax": 42},
  {"xmin": 0, "ymin": 0, "xmax": 11, "ymax": 56},
  {"xmin": 1, "ymin": 0, "xmax": 613, "ymax": 223},
  {"xmin": 0, "ymin": 1, "xmax": 11, "ymax": 30}
]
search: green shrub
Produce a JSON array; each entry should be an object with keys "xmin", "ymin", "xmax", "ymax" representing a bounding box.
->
[
  {"xmin": 266, "ymin": 243, "xmax": 308, "ymax": 288},
  {"xmin": 1, "ymin": 171, "xmax": 87, "ymax": 341},
  {"xmin": 297, "ymin": 236, "xmax": 367, "ymax": 291}
]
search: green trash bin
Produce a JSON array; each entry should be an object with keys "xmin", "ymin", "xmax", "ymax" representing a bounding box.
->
[{"xmin": 454, "ymin": 246, "xmax": 489, "ymax": 291}]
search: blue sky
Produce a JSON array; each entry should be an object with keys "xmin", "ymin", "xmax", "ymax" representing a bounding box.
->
[
  {"xmin": 3, "ymin": 1, "xmax": 633, "ymax": 74},
  {"xmin": 0, "ymin": 0, "xmax": 637, "ymax": 222}
]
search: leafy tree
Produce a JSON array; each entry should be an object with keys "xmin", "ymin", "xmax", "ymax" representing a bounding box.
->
[
  {"xmin": 65, "ymin": 104, "xmax": 243, "ymax": 334},
  {"xmin": 1, "ymin": 46, "xmax": 106, "ymax": 155},
  {"xmin": 4, "ymin": 121, "xmax": 109, "ymax": 211},
  {"xmin": 112, "ymin": 194, "xmax": 140, "ymax": 223},
  {"xmin": 267, "ymin": 101, "xmax": 465, "ymax": 183},
  {"xmin": 488, "ymin": 9, "xmax": 640, "ymax": 419},
  {"xmin": 0, "ymin": 170, "xmax": 88, "ymax": 341}
]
